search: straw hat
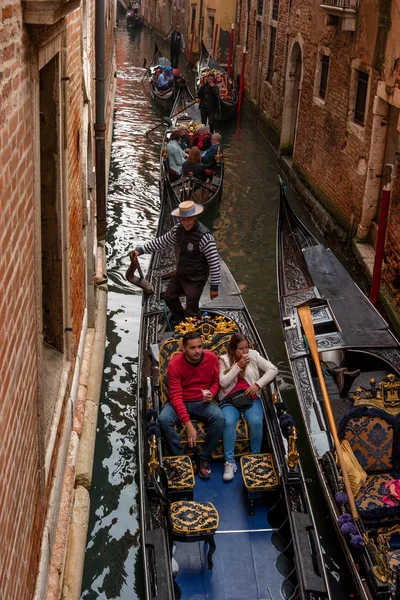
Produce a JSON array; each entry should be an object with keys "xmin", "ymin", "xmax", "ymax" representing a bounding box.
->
[{"xmin": 171, "ymin": 200, "xmax": 204, "ymax": 217}]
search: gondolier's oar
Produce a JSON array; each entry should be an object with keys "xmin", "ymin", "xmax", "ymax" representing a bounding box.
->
[
  {"xmin": 145, "ymin": 100, "xmax": 197, "ymax": 137},
  {"xmin": 298, "ymin": 305, "xmax": 359, "ymax": 521},
  {"xmin": 141, "ymin": 29, "xmax": 173, "ymax": 83},
  {"xmin": 126, "ymin": 253, "xmax": 154, "ymax": 294}
]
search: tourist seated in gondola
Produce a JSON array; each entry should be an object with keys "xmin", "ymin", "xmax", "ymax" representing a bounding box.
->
[
  {"xmin": 201, "ymin": 133, "xmax": 222, "ymax": 168},
  {"xmin": 157, "ymin": 67, "xmax": 172, "ymax": 91},
  {"xmin": 159, "ymin": 330, "xmax": 224, "ymax": 480},
  {"xmin": 182, "ymin": 147, "xmax": 206, "ymax": 181},
  {"xmin": 218, "ymin": 333, "xmax": 278, "ymax": 482},
  {"xmin": 167, "ymin": 131, "xmax": 187, "ymax": 181},
  {"xmin": 178, "ymin": 124, "xmax": 191, "ymax": 151},
  {"xmin": 192, "ymin": 124, "xmax": 212, "ymax": 152}
]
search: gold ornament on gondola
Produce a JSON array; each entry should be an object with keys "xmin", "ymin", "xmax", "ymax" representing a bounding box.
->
[
  {"xmin": 148, "ymin": 434, "xmax": 159, "ymax": 476},
  {"xmin": 215, "ymin": 146, "xmax": 223, "ymax": 164},
  {"xmin": 365, "ymin": 533, "xmax": 394, "ymax": 584},
  {"xmin": 162, "ymin": 145, "xmax": 168, "ymax": 159},
  {"xmin": 287, "ymin": 426, "xmax": 300, "ymax": 469},
  {"xmin": 174, "ymin": 316, "xmax": 237, "ymax": 344},
  {"xmin": 353, "ymin": 374, "xmax": 400, "ymax": 415}
]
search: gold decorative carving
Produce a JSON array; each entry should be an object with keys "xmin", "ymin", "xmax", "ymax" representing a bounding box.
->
[
  {"xmin": 215, "ymin": 146, "xmax": 223, "ymax": 164},
  {"xmin": 272, "ymin": 391, "xmax": 279, "ymax": 404},
  {"xmin": 174, "ymin": 316, "xmax": 237, "ymax": 344},
  {"xmin": 353, "ymin": 374, "xmax": 400, "ymax": 415},
  {"xmin": 287, "ymin": 427, "xmax": 300, "ymax": 469},
  {"xmin": 365, "ymin": 533, "xmax": 394, "ymax": 584},
  {"xmin": 148, "ymin": 435, "xmax": 159, "ymax": 476},
  {"xmin": 162, "ymin": 145, "xmax": 168, "ymax": 159}
]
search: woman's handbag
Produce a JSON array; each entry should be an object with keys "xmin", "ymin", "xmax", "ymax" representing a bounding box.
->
[{"xmin": 222, "ymin": 389, "xmax": 253, "ymax": 411}]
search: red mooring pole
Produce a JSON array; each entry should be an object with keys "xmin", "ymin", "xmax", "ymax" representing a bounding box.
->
[
  {"xmin": 188, "ymin": 30, "xmax": 194, "ymax": 66},
  {"xmin": 370, "ymin": 164, "xmax": 394, "ymax": 305},
  {"xmin": 237, "ymin": 49, "xmax": 247, "ymax": 114},
  {"xmin": 213, "ymin": 24, "xmax": 219, "ymax": 57},
  {"xmin": 227, "ymin": 24, "xmax": 234, "ymax": 76}
]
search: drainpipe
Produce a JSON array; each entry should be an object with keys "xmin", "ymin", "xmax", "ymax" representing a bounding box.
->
[
  {"xmin": 370, "ymin": 164, "xmax": 393, "ymax": 306},
  {"xmin": 61, "ymin": 39, "xmax": 71, "ymax": 361},
  {"xmin": 95, "ymin": 0, "xmax": 106, "ymax": 240}
]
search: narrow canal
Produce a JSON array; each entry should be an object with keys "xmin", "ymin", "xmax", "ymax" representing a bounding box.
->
[{"xmin": 81, "ymin": 23, "xmax": 365, "ymax": 600}]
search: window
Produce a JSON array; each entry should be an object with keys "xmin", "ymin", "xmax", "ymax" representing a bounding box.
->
[
  {"xmin": 257, "ymin": 0, "xmax": 264, "ymax": 16},
  {"xmin": 266, "ymin": 27, "xmax": 277, "ymax": 84},
  {"xmin": 319, "ymin": 54, "xmax": 329, "ymax": 99},
  {"xmin": 354, "ymin": 70, "xmax": 369, "ymax": 125},
  {"xmin": 191, "ymin": 6, "xmax": 196, "ymax": 32},
  {"xmin": 272, "ymin": 0, "xmax": 279, "ymax": 21}
]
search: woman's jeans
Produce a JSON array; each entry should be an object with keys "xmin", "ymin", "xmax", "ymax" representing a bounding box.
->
[
  {"xmin": 222, "ymin": 399, "xmax": 263, "ymax": 463},
  {"xmin": 159, "ymin": 401, "xmax": 225, "ymax": 461}
]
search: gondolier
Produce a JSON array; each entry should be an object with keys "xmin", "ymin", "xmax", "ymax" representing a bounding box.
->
[
  {"xmin": 131, "ymin": 200, "xmax": 220, "ymax": 324},
  {"xmin": 169, "ymin": 25, "xmax": 185, "ymax": 69},
  {"xmin": 197, "ymin": 73, "xmax": 220, "ymax": 133}
]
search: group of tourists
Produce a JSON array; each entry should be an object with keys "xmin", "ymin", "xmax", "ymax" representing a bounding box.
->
[
  {"xmin": 130, "ymin": 198, "xmax": 278, "ymax": 482},
  {"xmin": 166, "ymin": 128, "xmax": 222, "ymax": 181}
]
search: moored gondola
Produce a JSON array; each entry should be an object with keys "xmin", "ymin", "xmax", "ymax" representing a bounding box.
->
[
  {"xmin": 196, "ymin": 42, "xmax": 238, "ymax": 121},
  {"xmin": 160, "ymin": 86, "xmax": 224, "ymax": 217},
  {"xmin": 277, "ymin": 178, "xmax": 400, "ymax": 599},
  {"xmin": 126, "ymin": 9, "xmax": 143, "ymax": 28},
  {"xmin": 135, "ymin": 192, "xmax": 330, "ymax": 599}
]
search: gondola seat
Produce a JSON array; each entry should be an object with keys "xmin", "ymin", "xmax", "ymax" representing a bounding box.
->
[
  {"xmin": 240, "ymin": 453, "xmax": 279, "ymax": 515},
  {"xmin": 339, "ymin": 408, "xmax": 400, "ymax": 525},
  {"xmin": 164, "ymin": 455, "xmax": 195, "ymax": 500},
  {"xmin": 158, "ymin": 318, "xmax": 251, "ymax": 459},
  {"xmin": 169, "ymin": 500, "xmax": 219, "ymax": 569}
]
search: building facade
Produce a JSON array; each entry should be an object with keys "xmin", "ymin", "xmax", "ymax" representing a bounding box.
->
[
  {"xmin": 236, "ymin": 0, "xmax": 400, "ymax": 312},
  {"xmin": 0, "ymin": 0, "xmax": 115, "ymax": 597}
]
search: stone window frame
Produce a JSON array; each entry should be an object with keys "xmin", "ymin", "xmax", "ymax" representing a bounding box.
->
[
  {"xmin": 313, "ymin": 46, "xmax": 330, "ymax": 107},
  {"xmin": 347, "ymin": 59, "xmax": 372, "ymax": 140}
]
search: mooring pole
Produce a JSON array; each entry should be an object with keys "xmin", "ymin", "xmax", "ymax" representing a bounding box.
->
[
  {"xmin": 188, "ymin": 29, "xmax": 194, "ymax": 66},
  {"xmin": 227, "ymin": 24, "xmax": 234, "ymax": 76},
  {"xmin": 370, "ymin": 164, "xmax": 394, "ymax": 305}
]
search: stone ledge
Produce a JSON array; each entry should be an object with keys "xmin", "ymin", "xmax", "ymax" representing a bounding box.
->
[{"xmin": 23, "ymin": 0, "xmax": 80, "ymax": 25}]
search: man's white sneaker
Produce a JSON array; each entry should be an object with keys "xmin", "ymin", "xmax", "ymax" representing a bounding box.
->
[{"xmin": 223, "ymin": 461, "xmax": 237, "ymax": 482}]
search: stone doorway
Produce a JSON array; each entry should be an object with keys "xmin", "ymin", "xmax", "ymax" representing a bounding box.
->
[{"xmin": 280, "ymin": 41, "xmax": 302, "ymax": 156}]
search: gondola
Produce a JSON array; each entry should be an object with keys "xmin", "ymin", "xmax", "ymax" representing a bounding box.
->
[
  {"xmin": 126, "ymin": 10, "xmax": 143, "ymax": 28},
  {"xmin": 149, "ymin": 55, "xmax": 187, "ymax": 109},
  {"xmin": 196, "ymin": 42, "xmax": 238, "ymax": 121},
  {"xmin": 160, "ymin": 86, "xmax": 224, "ymax": 217},
  {"xmin": 277, "ymin": 178, "xmax": 400, "ymax": 599},
  {"xmin": 135, "ymin": 191, "xmax": 330, "ymax": 600}
]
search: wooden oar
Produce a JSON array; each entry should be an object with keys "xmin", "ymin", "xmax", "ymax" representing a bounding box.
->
[{"xmin": 298, "ymin": 305, "xmax": 359, "ymax": 521}]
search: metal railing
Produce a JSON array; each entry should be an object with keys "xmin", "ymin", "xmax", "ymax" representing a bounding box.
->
[{"xmin": 320, "ymin": 0, "xmax": 357, "ymax": 8}]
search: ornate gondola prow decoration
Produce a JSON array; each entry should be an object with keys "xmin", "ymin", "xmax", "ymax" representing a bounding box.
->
[
  {"xmin": 353, "ymin": 373, "xmax": 400, "ymax": 415},
  {"xmin": 365, "ymin": 533, "xmax": 394, "ymax": 584},
  {"xmin": 215, "ymin": 146, "xmax": 223, "ymax": 164},
  {"xmin": 148, "ymin": 435, "xmax": 159, "ymax": 476},
  {"xmin": 287, "ymin": 426, "xmax": 300, "ymax": 470},
  {"xmin": 174, "ymin": 315, "xmax": 237, "ymax": 342}
]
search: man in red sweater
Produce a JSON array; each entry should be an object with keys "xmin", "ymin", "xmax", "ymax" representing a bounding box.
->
[{"xmin": 159, "ymin": 331, "xmax": 224, "ymax": 479}]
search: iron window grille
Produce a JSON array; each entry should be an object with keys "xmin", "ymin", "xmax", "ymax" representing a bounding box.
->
[
  {"xmin": 319, "ymin": 54, "xmax": 329, "ymax": 99},
  {"xmin": 354, "ymin": 70, "xmax": 368, "ymax": 125},
  {"xmin": 272, "ymin": 0, "xmax": 280, "ymax": 20},
  {"xmin": 266, "ymin": 27, "xmax": 277, "ymax": 84}
]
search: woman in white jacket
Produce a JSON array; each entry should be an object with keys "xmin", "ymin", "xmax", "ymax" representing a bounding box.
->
[{"xmin": 219, "ymin": 333, "xmax": 278, "ymax": 481}]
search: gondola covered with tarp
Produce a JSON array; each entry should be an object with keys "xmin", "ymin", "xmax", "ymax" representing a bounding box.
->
[
  {"xmin": 160, "ymin": 85, "xmax": 224, "ymax": 218},
  {"xmin": 134, "ymin": 190, "xmax": 330, "ymax": 599},
  {"xmin": 196, "ymin": 42, "xmax": 237, "ymax": 121},
  {"xmin": 277, "ymin": 178, "xmax": 400, "ymax": 599}
]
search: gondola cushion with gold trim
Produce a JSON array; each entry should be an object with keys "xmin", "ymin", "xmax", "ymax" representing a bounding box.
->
[
  {"xmin": 340, "ymin": 413, "xmax": 394, "ymax": 472},
  {"xmin": 355, "ymin": 473, "xmax": 400, "ymax": 524},
  {"xmin": 170, "ymin": 501, "xmax": 219, "ymax": 535},
  {"xmin": 176, "ymin": 417, "xmax": 249, "ymax": 459},
  {"xmin": 240, "ymin": 454, "xmax": 279, "ymax": 491},
  {"xmin": 164, "ymin": 455, "xmax": 195, "ymax": 491}
]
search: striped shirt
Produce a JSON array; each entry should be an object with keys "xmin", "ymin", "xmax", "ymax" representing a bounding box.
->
[{"xmin": 137, "ymin": 224, "xmax": 221, "ymax": 290}]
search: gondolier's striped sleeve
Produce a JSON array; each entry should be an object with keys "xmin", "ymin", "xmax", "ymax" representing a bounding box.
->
[
  {"xmin": 137, "ymin": 225, "xmax": 178, "ymax": 254},
  {"xmin": 200, "ymin": 233, "xmax": 221, "ymax": 290}
]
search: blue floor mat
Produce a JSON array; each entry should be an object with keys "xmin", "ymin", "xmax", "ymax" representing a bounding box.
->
[{"xmin": 174, "ymin": 462, "xmax": 284, "ymax": 600}]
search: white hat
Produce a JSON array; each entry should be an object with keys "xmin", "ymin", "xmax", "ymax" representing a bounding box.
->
[{"xmin": 170, "ymin": 200, "xmax": 204, "ymax": 217}]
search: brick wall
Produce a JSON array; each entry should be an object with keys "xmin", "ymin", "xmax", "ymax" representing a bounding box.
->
[{"xmin": 0, "ymin": 3, "xmax": 43, "ymax": 599}]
